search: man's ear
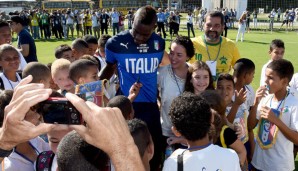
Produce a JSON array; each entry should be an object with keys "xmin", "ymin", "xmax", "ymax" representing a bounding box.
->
[
  {"xmin": 171, "ymin": 126, "xmax": 182, "ymax": 137},
  {"xmin": 146, "ymin": 136, "xmax": 154, "ymax": 161}
]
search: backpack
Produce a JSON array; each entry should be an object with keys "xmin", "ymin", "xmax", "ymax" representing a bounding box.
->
[{"xmin": 35, "ymin": 151, "xmax": 55, "ymax": 171}]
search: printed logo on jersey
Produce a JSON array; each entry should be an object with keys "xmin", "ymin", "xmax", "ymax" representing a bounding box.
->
[
  {"xmin": 154, "ymin": 40, "xmax": 159, "ymax": 50},
  {"xmin": 219, "ymin": 56, "xmax": 227, "ymax": 64},
  {"xmin": 137, "ymin": 44, "xmax": 149, "ymax": 53},
  {"xmin": 125, "ymin": 57, "xmax": 159, "ymax": 74},
  {"xmin": 120, "ymin": 42, "xmax": 129, "ymax": 49}
]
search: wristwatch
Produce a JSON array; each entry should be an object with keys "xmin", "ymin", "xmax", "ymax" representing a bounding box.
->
[{"xmin": 0, "ymin": 148, "xmax": 13, "ymax": 157}]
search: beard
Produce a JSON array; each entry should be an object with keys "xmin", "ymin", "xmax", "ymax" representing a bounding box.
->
[{"xmin": 205, "ymin": 31, "xmax": 221, "ymax": 42}]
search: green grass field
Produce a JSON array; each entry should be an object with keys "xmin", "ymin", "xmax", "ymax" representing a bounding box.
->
[{"xmin": 26, "ymin": 28, "xmax": 298, "ymax": 91}]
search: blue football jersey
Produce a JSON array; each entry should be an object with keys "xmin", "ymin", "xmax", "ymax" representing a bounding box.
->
[{"xmin": 106, "ymin": 30, "xmax": 165, "ymax": 102}]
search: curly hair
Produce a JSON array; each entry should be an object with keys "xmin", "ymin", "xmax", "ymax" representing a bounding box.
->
[
  {"xmin": 184, "ymin": 61, "xmax": 214, "ymax": 93},
  {"xmin": 170, "ymin": 36, "xmax": 195, "ymax": 59},
  {"xmin": 169, "ymin": 92, "xmax": 212, "ymax": 141}
]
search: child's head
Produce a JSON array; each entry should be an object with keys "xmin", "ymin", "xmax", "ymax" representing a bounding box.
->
[
  {"xmin": 185, "ymin": 61, "xmax": 214, "ymax": 95},
  {"xmin": 266, "ymin": 59, "xmax": 294, "ymax": 94},
  {"xmin": 98, "ymin": 34, "xmax": 111, "ymax": 57},
  {"xmin": 57, "ymin": 131, "xmax": 109, "ymax": 171},
  {"xmin": 107, "ymin": 95, "xmax": 134, "ymax": 120},
  {"xmin": 269, "ymin": 39, "xmax": 285, "ymax": 61},
  {"xmin": 51, "ymin": 59, "xmax": 74, "ymax": 91},
  {"xmin": 71, "ymin": 38, "xmax": 89, "ymax": 60},
  {"xmin": 69, "ymin": 59, "xmax": 98, "ymax": 84},
  {"xmin": 169, "ymin": 36, "xmax": 195, "ymax": 69},
  {"xmin": 233, "ymin": 58, "xmax": 255, "ymax": 85},
  {"xmin": 22, "ymin": 62, "xmax": 51, "ymax": 88},
  {"xmin": 83, "ymin": 35, "xmax": 98, "ymax": 56},
  {"xmin": 0, "ymin": 44, "xmax": 20, "ymax": 73},
  {"xmin": 127, "ymin": 119, "xmax": 153, "ymax": 171},
  {"xmin": 54, "ymin": 44, "xmax": 74, "ymax": 62},
  {"xmin": 169, "ymin": 92, "xmax": 212, "ymax": 142},
  {"xmin": 216, "ymin": 74, "xmax": 235, "ymax": 105},
  {"xmin": 0, "ymin": 90, "xmax": 13, "ymax": 127}
]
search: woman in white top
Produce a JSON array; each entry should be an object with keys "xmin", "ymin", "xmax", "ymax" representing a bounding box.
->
[
  {"xmin": 236, "ymin": 12, "xmax": 247, "ymax": 42},
  {"xmin": 158, "ymin": 36, "xmax": 194, "ymax": 146}
]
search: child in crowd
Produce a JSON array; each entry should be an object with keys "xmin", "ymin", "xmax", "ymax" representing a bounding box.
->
[
  {"xmin": 0, "ymin": 90, "xmax": 50, "ymax": 171},
  {"xmin": 184, "ymin": 60, "xmax": 214, "ymax": 95},
  {"xmin": 0, "ymin": 44, "xmax": 22, "ymax": 90},
  {"xmin": 46, "ymin": 63, "xmax": 59, "ymax": 90},
  {"xmin": 158, "ymin": 36, "xmax": 194, "ymax": 141},
  {"xmin": 69, "ymin": 59, "xmax": 99, "ymax": 84},
  {"xmin": 71, "ymin": 38, "xmax": 89, "ymax": 60},
  {"xmin": 83, "ymin": 34, "xmax": 98, "ymax": 56},
  {"xmin": 107, "ymin": 95, "xmax": 134, "ymax": 120},
  {"xmin": 22, "ymin": 62, "xmax": 51, "ymax": 88},
  {"xmin": 248, "ymin": 59, "xmax": 298, "ymax": 171},
  {"xmin": 200, "ymin": 90, "xmax": 247, "ymax": 169},
  {"xmin": 51, "ymin": 58, "xmax": 75, "ymax": 94},
  {"xmin": 57, "ymin": 131, "xmax": 109, "ymax": 171},
  {"xmin": 260, "ymin": 39, "xmax": 285, "ymax": 86},
  {"xmin": 163, "ymin": 92, "xmax": 241, "ymax": 170},
  {"xmin": 54, "ymin": 44, "xmax": 74, "ymax": 62}
]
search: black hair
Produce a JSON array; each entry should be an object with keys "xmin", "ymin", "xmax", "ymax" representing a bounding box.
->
[
  {"xmin": 107, "ymin": 95, "xmax": 132, "ymax": 120},
  {"xmin": 22, "ymin": 62, "xmax": 51, "ymax": 83},
  {"xmin": 217, "ymin": 73, "xmax": 235, "ymax": 88},
  {"xmin": 0, "ymin": 90, "xmax": 13, "ymax": 127},
  {"xmin": 184, "ymin": 61, "xmax": 214, "ymax": 93},
  {"xmin": 233, "ymin": 58, "xmax": 255, "ymax": 78},
  {"xmin": 69, "ymin": 59, "xmax": 98, "ymax": 84},
  {"xmin": 10, "ymin": 15, "xmax": 25, "ymax": 26},
  {"xmin": 267, "ymin": 59, "xmax": 294, "ymax": 82},
  {"xmin": 170, "ymin": 36, "xmax": 195, "ymax": 59},
  {"xmin": 71, "ymin": 38, "xmax": 89, "ymax": 51},
  {"xmin": 270, "ymin": 39, "xmax": 285, "ymax": 51},
  {"xmin": 134, "ymin": 5, "xmax": 157, "ymax": 25},
  {"xmin": 54, "ymin": 44, "xmax": 72, "ymax": 59},
  {"xmin": 83, "ymin": 35, "xmax": 98, "ymax": 45},
  {"xmin": 0, "ymin": 21, "xmax": 9, "ymax": 29},
  {"xmin": 98, "ymin": 34, "xmax": 112, "ymax": 48},
  {"xmin": 127, "ymin": 118, "xmax": 151, "ymax": 157},
  {"xmin": 57, "ymin": 131, "xmax": 109, "ymax": 171},
  {"xmin": 0, "ymin": 44, "xmax": 19, "ymax": 60},
  {"xmin": 169, "ymin": 92, "xmax": 212, "ymax": 141},
  {"xmin": 204, "ymin": 11, "xmax": 224, "ymax": 25}
]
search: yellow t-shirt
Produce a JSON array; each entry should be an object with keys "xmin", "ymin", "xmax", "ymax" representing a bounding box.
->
[
  {"xmin": 85, "ymin": 14, "xmax": 92, "ymax": 26},
  {"xmin": 189, "ymin": 35, "xmax": 240, "ymax": 80}
]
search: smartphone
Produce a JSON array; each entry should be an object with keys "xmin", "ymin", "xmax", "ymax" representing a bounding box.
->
[{"xmin": 38, "ymin": 97, "xmax": 82, "ymax": 125}]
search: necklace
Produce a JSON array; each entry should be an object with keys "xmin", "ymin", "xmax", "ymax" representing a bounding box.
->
[
  {"xmin": 204, "ymin": 35, "xmax": 222, "ymax": 63},
  {"xmin": 171, "ymin": 66, "xmax": 182, "ymax": 95}
]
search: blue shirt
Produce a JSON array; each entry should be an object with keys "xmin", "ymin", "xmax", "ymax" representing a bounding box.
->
[
  {"xmin": 18, "ymin": 29, "xmax": 37, "ymax": 63},
  {"xmin": 157, "ymin": 12, "xmax": 166, "ymax": 22},
  {"xmin": 106, "ymin": 30, "xmax": 165, "ymax": 102}
]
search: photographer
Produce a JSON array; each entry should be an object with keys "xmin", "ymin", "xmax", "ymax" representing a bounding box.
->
[
  {"xmin": 65, "ymin": 8, "xmax": 74, "ymax": 39},
  {"xmin": 0, "ymin": 75, "xmax": 145, "ymax": 171}
]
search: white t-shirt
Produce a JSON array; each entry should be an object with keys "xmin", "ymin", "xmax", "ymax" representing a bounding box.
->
[
  {"xmin": 77, "ymin": 14, "xmax": 84, "ymax": 24},
  {"xmin": 0, "ymin": 72, "xmax": 22, "ymax": 90},
  {"xmin": 290, "ymin": 73, "xmax": 298, "ymax": 91},
  {"xmin": 158, "ymin": 65, "xmax": 186, "ymax": 137},
  {"xmin": 17, "ymin": 50, "xmax": 27, "ymax": 71},
  {"xmin": 66, "ymin": 12, "xmax": 74, "ymax": 24},
  {"xmin": 260, "ymin": 60, "xmax": 272, "ymax": 86},
  {"xmin": 91, "ymin": 15, "xmax": 99, "ymax": 27},
  {"xmin": 186, "ymin": 15, "xmax": 193, "ymax": 24},
  {"xmin": 252, "ymin": 92, "xmax": 298, "ymax": 171},
  {"xmin": 163, "ymin": 144, "xmax": 241, "ymax": 171},
  {"xmin": 1, "ymin": 137, "xmax": 50, "ymax": 171}
]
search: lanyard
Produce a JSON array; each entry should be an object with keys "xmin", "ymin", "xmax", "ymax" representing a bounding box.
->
[
  {"xmin": 204, "ymin": 35, "xmax": 222, "ymax": 63},
  {"xmin": 14, "ymin": 142, "xmax": 39, "ymax": 164},
  {"xmin": 3, "ymin": 73, "xmax": 19, "ymax": 90},
  {"xmin": 171, "ymin": 66, "xmax": 182, "ymax": 95},
  {"xmin": 269, "ymin": 91, "xmax": 288, "ymax": 111}
]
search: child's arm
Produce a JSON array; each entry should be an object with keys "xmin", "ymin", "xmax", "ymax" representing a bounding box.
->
[
  {"xmin": 247, "ymin": 86, "xmax": 267, "ymax": 131},
  {"xmin": 260, "ymin": 106, "xmax": 298, "ymax": 144},
  {"xmin": 229, "ymin": 139, "xmax": 247, "ymax": 166},
  {"xmin": 227, "ymin": 88, "xmax": 246, "ymax": 123},
  {"xmin": 128, "ymin": 82, "xmax": 142, "ymax": 102}
]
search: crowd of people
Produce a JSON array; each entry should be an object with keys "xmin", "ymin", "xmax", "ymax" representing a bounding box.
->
[{"xmin": 0, "ymin": 5, "xmax": 298, "ymax": 171}]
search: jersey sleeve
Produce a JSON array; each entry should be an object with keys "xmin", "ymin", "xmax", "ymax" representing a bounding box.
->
[
  {"xmin": 18, "ymin": 32, "xmax": 30, "ymax": 46},
  {"xmin": 289, "ymin": 104, "xmax": 298, "ymax": 131},
  {"xmin": 105, "ymin": 40, "xmax": 117, "ymax": 64},
  {"xmin": 224, "ymin": 127, "xmax": 238, "ymax": 147}
]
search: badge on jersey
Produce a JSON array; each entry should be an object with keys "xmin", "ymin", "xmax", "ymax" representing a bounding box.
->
[{"xmin": 154, "ymin": 40, "xmax": 159, "ymax": 50}]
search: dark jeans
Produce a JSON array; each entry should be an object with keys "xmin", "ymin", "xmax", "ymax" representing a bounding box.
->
[
  {"xmin": 187, "ymin": 23, "xmax": 195, "ymax": 38},
  {"xmin": 101, "ymin": 24, "xmax": 108, "ymax": 34},
  {"xmin": 157, "ymin": 22, "xmax": 166, "ymax": 38},
  {"xmin": 112, "ymin": 23, "xmax": 119, "ymax": 35}
]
